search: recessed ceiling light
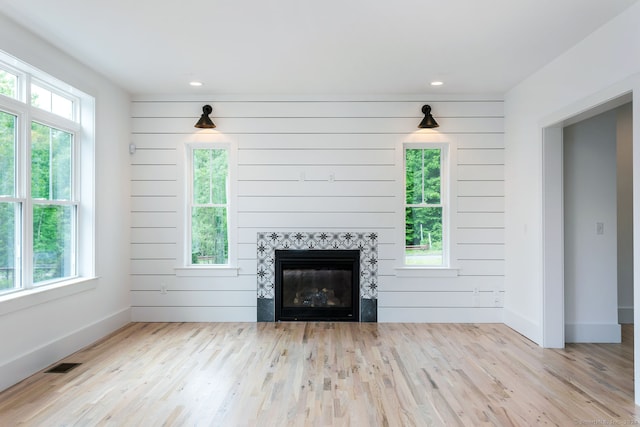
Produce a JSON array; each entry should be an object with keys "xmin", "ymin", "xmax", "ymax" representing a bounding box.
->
[
  {"xmin": 430, "ymin": 81, "xmax": 444, "ymax": 86},
  {"xmin": 189, "ymin": 81, "xmax": 203, "ymax": 87}
]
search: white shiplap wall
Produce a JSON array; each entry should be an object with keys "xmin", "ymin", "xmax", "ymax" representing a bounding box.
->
[{"xmin": 130, "ymin": 97, "xmax": 504, "ymax": 322}]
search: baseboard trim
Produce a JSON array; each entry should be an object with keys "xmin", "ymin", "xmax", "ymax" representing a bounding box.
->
[
  {"xmin": 503, "ymin": 308, "xmax": 542, "ymax": 345},
  {"xmin": 565, "ymin": 322, "xmax": 622, "ymax": 343},
  {"xmin": 0, "ymin": 307, "xmax": 131, "ymax": 392},
  {"xmin": 618, "ymin": 306, "xmax": 634, "ymax": 324}
]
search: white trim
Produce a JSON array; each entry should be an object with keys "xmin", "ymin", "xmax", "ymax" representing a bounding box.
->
[
  {"xmin": 0, "ymin": 48, "xmax": 96, "ymax": 297},
  {"xmin": 181, "ymin": 135, "xmax": 238, "ymax": 269},
  {"xmin": 0, "ymin": 307, "xmax": 130, "ymax": 392},
  {"xmin": 398, "ymin": 141, "xmax": 455, "ymax": 269},
  {"xmin": 0, "ymin": 276, "xmax": 97, "ymax": 317}
]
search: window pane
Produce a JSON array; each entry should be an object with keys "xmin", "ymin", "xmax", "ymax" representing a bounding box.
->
[
  {"xmin": 405, "ymin": 207, "xmax": 442, "ymax": 266},
  {"xmin": 52, "ymin": 92, "xmax": 73, "ymax": 120},
  {"xmin": 31, "ymin": 83, "xmax": 51, "ymax": 111},
  {"xmin": 405, "ymin": 148, "xmax": 441, "ymax": 205},
  {"xmin": 31, "ymin": 122, "xmax": 73, "ymax": 200},
  {"xmin": 31, "ymin": 83, "xmax": 74, "ymax": 120},
  {"xmin": 0, "ymin": 69, "xmax": 17, "ymax": 99},
  {"xmin": 193, "ymin": 149, "xmax": 228, "ymax": 205},
  {"xmin": 0, "ymin": 202, "xmax": 19, "ymax": 292},
  {"xmin": 0, "ymin": 110, "xmax": 16, "ymax": 196},
  {"xmin": 191, "ymin": 206, "xmax": 228, "ymax": 264},
  {"xmin": 32, "ymin": 204, "xmax": 74, "ymax": 284}
]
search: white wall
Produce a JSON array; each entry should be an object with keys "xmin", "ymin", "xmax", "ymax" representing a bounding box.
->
[
  {"xmin": 130, "ymin": 96, "xmax": 505, "ymax": 323},
  {"xmin": 617, "ymin": 103, "xmax": 634, "ymax": 324},
  {"xmin": 504, "ymin": 2, "xmax": 640, "ymax": 345},
  {"xmin": 0, "ymin": 14, "xmax": 131, "ymax": 391},
  {"xmin": 503, "ymin": 1, "xmax": 640, "ymax": 403},
  {"xmin": 563, "ymin": 110, "xmax": 620, "ymax": 343}
]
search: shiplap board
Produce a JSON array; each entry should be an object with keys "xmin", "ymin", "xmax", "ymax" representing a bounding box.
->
[
  {"xmin": 237, "ymin": 196, "xmax": 395, "ymax": 213},
  {"xmin": 131, "ymin": 307, "xmax": 256, "ymax": 322},
  {"xmin": 457, "ymin": 212, "xmax": 504, "ymax": 228},
  {"xmin": 457, "ymin": 165, "xmax": 505, "ymax": 181},
  {"xmin": 238, "ymin": 165, "xmax": 396, "ymax": 181},
  {"xmin": 130, "ymin": 97, "xmax": 505, "ymax": 322},
  {"xmin": 130, "ymin": 149, "xmax": 178, "ymax": 165},
  {"xmin": 457, "ymin": 196, "xmax": 504, "ymax": 212},
  {"xmin": 378, "ymin": 275, "xmax": 504, "ymax": 292},
  {"xmin": 131, "ymin": 243, "xmax": 177, "ymax": 259},
  {"xmin": 239, "ymin": 133, "xmax": 403, "ymax": 149},
  {"xmin": 131, "ymin": 290, "xmax": 256, "ymax": 307},
  {"xmin": 378, "ymin": 291, "xmax": 503, "ymax": 308},
  {"xmin": 131, "ymin": 196, "xmax": 178, "ymax": 212},
  {"xmin": 378, "ymin": 307, "xmax": 503, "ymax": 323},
  {"xmin": 132, "ymin": 117, "xmax": 504, "ymax": 134},
  {"xmin": 457, "ymin": 148, "xmax": 504, "ymax": 165},
  {"xmin": 239, "ymin": 148, "xmax": 394, "ymax": 165},
  {"xmin": 456, "ymin": 243, "xmax": 505, "ymax": 260},
  {"xmin": 131, "ymin": 180, "xmax": 179, "ymax": 197},
  {"xmin": 237, "ymin": 181, "xmax": 398, "ymax": 197},
  {"xmin": 457, "ymin": 181, "xmax": 504, "ymax": 197},
  {"xmin": 238, "ymin": 212, "xmax": 396, "ymax": 229},
  {"xmin": 131, "ymin": 227, "xmax": 178, "ymax": 244},
  {"xmin": 131, "ymin": 100, "xmax": 504, "ymax": 119},
  {"xmin": 131, "ymin": 165, "xmax": 178, "ymax": 181}
]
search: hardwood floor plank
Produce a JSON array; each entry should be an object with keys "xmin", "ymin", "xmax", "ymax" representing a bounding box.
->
[{"xmin": 0, "ymin": 322, "xmax": 638, "ymax": 426}]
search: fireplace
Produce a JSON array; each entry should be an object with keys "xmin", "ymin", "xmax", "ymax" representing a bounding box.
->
[
  {"xmin": 256, "ymin": 231, "xmax": 378, "ymax": 322},
  {"xmin": 275, "ymin": 250, "xmax": 360, "ymax": 321}
]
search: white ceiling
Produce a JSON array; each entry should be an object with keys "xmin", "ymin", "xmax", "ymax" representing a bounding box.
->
[{"xmin": 0, "ymin": 0, "xmax": 637, "ymax": 96}]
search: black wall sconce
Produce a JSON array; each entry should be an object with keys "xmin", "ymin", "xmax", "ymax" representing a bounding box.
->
[
  {"xmin": 195, "ymin": 104, "xmax": 216, "ymax": 128},
  {"xmin": 418, "ymin": 104, "xmax": 439, "ymax": 128}
]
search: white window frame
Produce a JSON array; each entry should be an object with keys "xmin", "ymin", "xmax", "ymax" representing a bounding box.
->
[
  {"xmin": 0, "ymin": 49, "xmax": 95, "ymax": 302},
  {"xmin": 396, "ymin": 141, "xmax": 458, "ymax": 277},
  {"xmin": 176, "ymin": 140, "xmax": 238, "ymax": 277}
]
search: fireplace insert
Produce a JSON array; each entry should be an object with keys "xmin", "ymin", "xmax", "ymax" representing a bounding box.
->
[{"xmin": 274, "ymin": 249, "xmax": 360, "ymax": 321}]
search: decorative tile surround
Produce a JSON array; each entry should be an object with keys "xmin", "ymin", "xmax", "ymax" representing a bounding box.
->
[{"xmin": 256, "ymin": 231, "xmax": 378, "ymax": 322}]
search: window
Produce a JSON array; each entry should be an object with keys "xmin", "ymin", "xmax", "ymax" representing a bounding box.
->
[
  {"xmin": 404, "ymin": 145, "xmax": 448, "ymax": 267},
  {"xmin": 0, "ymin": 68, "xmax": 18, "ymax": 99},
  {"xmin": 0, "ymin": 50, "xmax": 93, "ymax": 296},
  {"xmin": 189, "ymin": 147, "xmax": 229, "ymax": 265}
]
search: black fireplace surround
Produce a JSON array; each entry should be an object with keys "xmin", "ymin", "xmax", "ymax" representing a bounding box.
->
[{"xmin": 275, "ymin": 249, "xmax": 360, "ymax": 321}]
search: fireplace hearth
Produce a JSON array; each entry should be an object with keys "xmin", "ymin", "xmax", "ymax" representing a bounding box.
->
[{"xmin": 275, "ymin": 250, "xmax": 359, "ymax": 321}]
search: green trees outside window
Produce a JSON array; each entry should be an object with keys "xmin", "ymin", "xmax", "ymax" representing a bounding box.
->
[
  {"xmin": 31, "ymin": 122, "xmax": 75, "ymax": 283},
  {"xmin": 191, "ymin": 148, "xmax": 229, "ymax": 265},
  {"xmin": 0, "ymin": 110, "xmax": 17, "ymax": 291},
  {"xmin": 405, "ymin": 147, "xmax": 444, "ymax": 266}
]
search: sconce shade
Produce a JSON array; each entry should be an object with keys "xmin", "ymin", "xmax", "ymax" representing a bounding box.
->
[
  {"xmin": 418, "ymin": 104, "xmax": 439, "ymax": 128},
  {"xmin": 195, "ymin": 104, "xmax": 216, "ymax": 128}
]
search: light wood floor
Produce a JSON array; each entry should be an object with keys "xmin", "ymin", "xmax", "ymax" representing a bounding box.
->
[{"xmin": 0, "ymin": 322, "xmax": 637, "ymax": 426}]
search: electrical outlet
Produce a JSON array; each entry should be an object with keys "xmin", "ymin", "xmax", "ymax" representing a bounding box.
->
[
  {"xmin": 596, "ymin": 222, "xmax": 604, "ymax": 235},
  {"xmin": 160, "ymin": 284, "xmax": 167, "ymax": 294}
]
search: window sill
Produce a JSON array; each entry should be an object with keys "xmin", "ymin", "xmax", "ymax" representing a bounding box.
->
[
  {"xmin": 394, "ymin": 267, "xmax": 459, "ymax": 278},
  {"xmin": 0, "ymin": 277, "xmax": 98, "ymax": 317},
  {"xmin": 175, "ymin": 266, "xmax": 239, "ymax": 277}
]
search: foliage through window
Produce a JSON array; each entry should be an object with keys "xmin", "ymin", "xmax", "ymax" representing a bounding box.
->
[
  {"xmin": 404, "ymin": 146, "xmax": 446, "ymax": 266},
  {"xmin": 190, "ymin": 148, "xmax": 229, "ymax": 265},
  {"xmin": 0, "ymin": 50, "xmax": 90, "ymax": 295}
]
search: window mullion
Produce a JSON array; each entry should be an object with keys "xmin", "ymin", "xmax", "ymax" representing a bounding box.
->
[{"xmin": 22, "ymin": 104, "xmax": 33, "ymax": 289}]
